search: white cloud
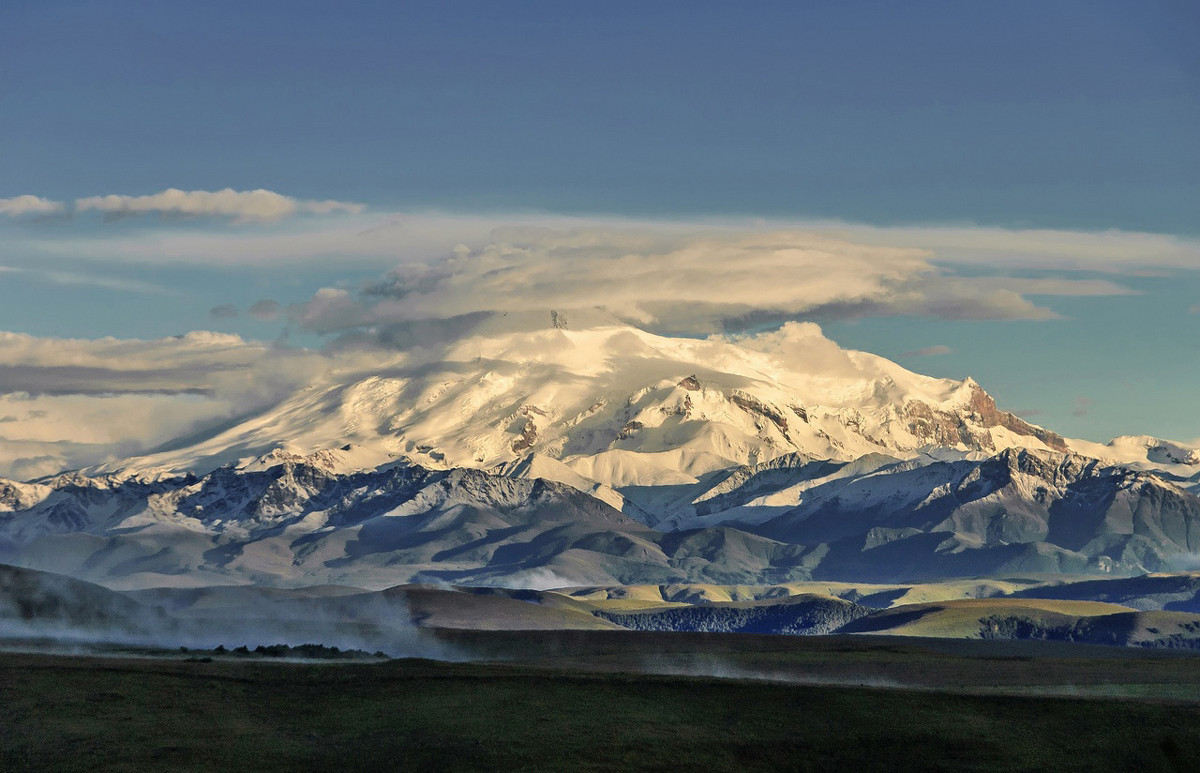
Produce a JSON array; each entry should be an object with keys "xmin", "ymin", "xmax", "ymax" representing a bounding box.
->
[
  {"xmin": 295, "ymin": 227, "xmax": 1073, "ymax": 337},
  {"xmin": 0, "ymin": 395, "xmax": 230, "ymax": 480},
  {"xmin": 19, "ymin": 209, "xmax": 1200, "ymax": 274},
  {"xmin": 0, "ymin": 330, "xmax": 319, "ymax": 399},
  {"xmin": 733, "ymin": 321, "xmax": 868, "ymax": 379},
  {"xmin": 0, "ymin": 195, "xmax": 65, "ymax": 217},
  {"xmin": 74, "ymin": 188, "xmax": 364, "ymax": 223},
  {"xmin": 0, "ymin": 330, "xmax": 400, "ymax": 479}
]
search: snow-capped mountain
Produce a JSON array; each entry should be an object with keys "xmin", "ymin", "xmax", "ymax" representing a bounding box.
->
[
  {"xmin": 1067, "ymin": 435, "xmax": 1200, "ymax": 484},
  {"xmin": 109, "ymin": 313, "xmax": 1066, "ymax": 495},
  {"xmin": 5, "ymin": 311, "xmax": 1199, "ymax": 590}
]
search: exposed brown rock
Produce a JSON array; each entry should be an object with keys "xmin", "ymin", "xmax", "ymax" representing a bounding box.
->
[
  {"xmin": 904, "ymin": 383, "xmax": 1067, "ymax": 451},
  {"xmin": 730, "ymin": 393, "xmax": 789, "ymax": 434},
  {"xmin": 618, "ymin": 420, "xmax": 644, "ymax": 440},
  {"xmin": 511, "ymin": 420, "xmax": 538, "ymax": 452},
  {"xmin": 966, "ymin": 383, "xmax": 1068, "ymax": 451}
]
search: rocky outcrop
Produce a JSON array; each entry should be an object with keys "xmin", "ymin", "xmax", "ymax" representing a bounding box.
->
[
  {"xmin": 511, "ymin": 420, "xmax": 538, "ymax": 452},
  {"xmin": 730, "ymin": 392, "xmax": 791, "ymax": 434},
  {"xmin": 0, "ymin": 478, "xmax": 51, "ymax": 512},
  {"xmin": 905, "ymin": 381, "xmax": 1067, "ymax": 452}
]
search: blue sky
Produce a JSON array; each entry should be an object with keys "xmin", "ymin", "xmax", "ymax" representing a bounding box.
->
[
  {"xmin": 1, "ymin": 0, "xmax": 1199, "ymax": 449},
  {"xmin": 4, "ymin": 1, "xmax": 1197, "ymax": 230}
]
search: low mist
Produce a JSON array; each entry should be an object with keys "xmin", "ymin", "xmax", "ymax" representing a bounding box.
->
[{"xmin": 0, "ymin": 567, "xmax": 462, "ymax": 660}]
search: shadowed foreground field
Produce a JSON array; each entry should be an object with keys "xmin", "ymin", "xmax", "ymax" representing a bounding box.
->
[{"xmin": 4, "ymin": 635, "xmax": 1200, "ymax": 772}]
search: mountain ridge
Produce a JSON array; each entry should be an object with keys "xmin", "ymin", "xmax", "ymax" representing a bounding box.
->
[{"xmin": 3, "ymin": 446, "xmax": 1200, "ymax": 590}]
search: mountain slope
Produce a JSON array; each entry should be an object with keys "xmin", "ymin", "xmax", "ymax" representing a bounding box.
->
[
  {"xmin": 0, "ymin": 457, "xmax": 822, "ymax": 590},
  {"xmin": 743, "ymin": 448, "xmax": 1200, "ymax": 580},
  {"xmin": 4, "ymin": 446, "xmax": 1200, "ymax": 589},
  {"xmin": 106, "ymin": 318, "xmax": 1065, "ymax": 492}
]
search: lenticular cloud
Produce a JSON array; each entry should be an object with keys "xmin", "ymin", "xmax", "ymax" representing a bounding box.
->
[{"xmin": 297, "ymin": 227, "xmax": 1060, "ymax": 337}]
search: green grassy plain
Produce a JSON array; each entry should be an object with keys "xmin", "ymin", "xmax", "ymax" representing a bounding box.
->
[{"xmin": 5, "ymin": 633, "xmax": 1200, "ymax": 772}]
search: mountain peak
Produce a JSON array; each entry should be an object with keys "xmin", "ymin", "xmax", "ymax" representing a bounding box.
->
[{"xmin": 90, "ymin": 322, "xmax": 1077, "ymax": 496}]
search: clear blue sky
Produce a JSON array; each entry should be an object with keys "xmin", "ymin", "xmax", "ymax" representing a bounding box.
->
[
  {"xmin": 1, "ymin": 0, "xmax": 1198, "ymax": 443},
  {"xmin": 4, "ymin": 0, "xmax": 1197, "ymax": 230}
]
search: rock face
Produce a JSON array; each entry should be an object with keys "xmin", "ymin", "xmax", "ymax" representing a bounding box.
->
[{"xmin": 905, "ymin": 381, "xmax": 1067, "ymax": 452}]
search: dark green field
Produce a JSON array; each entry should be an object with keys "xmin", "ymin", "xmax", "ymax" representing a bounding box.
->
[{"xmin": 4, "ymin": 632, "xmax": 1200, "ymax": 772}]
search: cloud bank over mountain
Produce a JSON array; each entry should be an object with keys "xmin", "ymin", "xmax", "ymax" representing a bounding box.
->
[
  {"xmin": 0, "ymin": 332, "xmax": 348, "ymax": 479},
  {"xmin": 3, "ymin": 202, "xmax": 1200, "ymax": 475},
  {"xmin": 7, "ymin": 196, "xmax": 1198, "ymax": 273},
  {"xmin": 293, "ymin": 227, "xmax": 1134, "ymax": 338}
]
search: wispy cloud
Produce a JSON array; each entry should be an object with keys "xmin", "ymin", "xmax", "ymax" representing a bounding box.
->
[
  {"xmin": 0, "ymin": 265, "xmax": 176, "ymax": 295},
  {"xmin": 834, "ymin": 224, "xmax": 1200, "ymax": 274},
  {"xmin": 17, "ymin": 210, "xmax": 1200, "ymax": 273},
  {"xmin": 0, "ymin": 195, "xmax": 65, "ymax": 217},
  {"xmin": 901, "ymin": 345, "xmax": 953, "ymax": 358},
  {"xmin": 74, "ymin": 188, "xmax": 364, "ymax": 223},
  {"xmin": 248, "ymin": 299, "xmax": 281, "ymax": 321}
]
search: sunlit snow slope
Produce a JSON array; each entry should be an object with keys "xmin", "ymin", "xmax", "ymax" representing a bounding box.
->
[{"xmin": 118, "ymin": 313, "xmax": 1065, "ymax": 495}]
